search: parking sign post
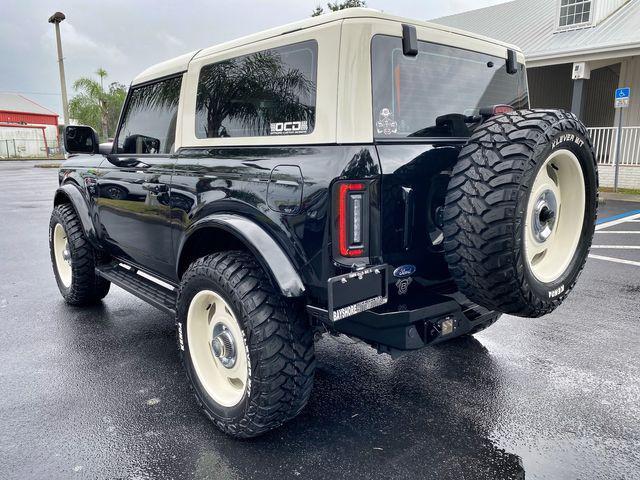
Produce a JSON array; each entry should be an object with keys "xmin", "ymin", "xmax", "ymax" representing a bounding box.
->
[{"xmin": 613, "ymin": 87, "xmax": 630, "ymax": 192}]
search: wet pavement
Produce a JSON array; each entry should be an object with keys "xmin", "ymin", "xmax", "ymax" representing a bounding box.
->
[{"xmin": 0, "ymin": 161, "xmax": 638, "ymax": 480}]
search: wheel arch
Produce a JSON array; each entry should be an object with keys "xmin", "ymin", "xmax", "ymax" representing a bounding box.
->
[
  {"xmin": 177, "ymin": 214, "xmax": 306, "ymax": 298},
  {"xmin": 53, "ymin": 183, "xmax": 99, "ymax": 246}
]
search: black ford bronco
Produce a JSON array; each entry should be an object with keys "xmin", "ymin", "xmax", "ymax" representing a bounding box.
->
[{"xmin": 50, "ymin": 9, "xmax": 598, "ymax": 437}]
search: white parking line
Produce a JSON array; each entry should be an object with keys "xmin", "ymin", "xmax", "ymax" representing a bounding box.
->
[
  {"xmin": 596, "ymin": 212, "xmax": 640, "ymax": 230},
  {"xmin": 590, "ymin": 212, "xmax": 640, "ymax": 267},
  {"xmin": 589, "ymin": 254, "xmax": 640, "ymax": 267}
]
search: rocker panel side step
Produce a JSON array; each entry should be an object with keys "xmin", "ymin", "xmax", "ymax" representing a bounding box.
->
[{"xmin": 96, "ymin": 263, "xmax": 177, "ymax": 315}]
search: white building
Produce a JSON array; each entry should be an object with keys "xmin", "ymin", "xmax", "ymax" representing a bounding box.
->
[{"xmin": 433, "ymin": 0, "xmax": 640, "ymax": 188}]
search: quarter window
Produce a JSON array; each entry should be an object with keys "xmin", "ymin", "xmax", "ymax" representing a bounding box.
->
[
  {"xmin": 116, "ymin": 76, "xmax": 182, "ymax": 154},
  {"xmin": 195, "ymin": 40, "xmax": 317, "ymax": 138}
]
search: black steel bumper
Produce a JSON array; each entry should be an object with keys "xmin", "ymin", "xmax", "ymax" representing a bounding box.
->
[{"xmin": 307, "ymin": 289, "xmax": 500, "ymax": 354}]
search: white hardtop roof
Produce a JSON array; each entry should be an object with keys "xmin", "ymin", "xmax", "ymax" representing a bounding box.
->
[{"xmin": 131, "ymin": 8, "xmax": 522, "ymax": 86}]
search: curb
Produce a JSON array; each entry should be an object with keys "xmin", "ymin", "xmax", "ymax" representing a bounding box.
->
[{"xmin": 599, "ymin": 192, "xmax": 640, "ymax": 204}]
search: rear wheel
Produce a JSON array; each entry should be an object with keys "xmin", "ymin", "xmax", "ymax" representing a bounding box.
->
[
  {"xmin": 443, "ymin": 109, "xmax": 598, "ymax": 317},
  {"xmin": 49, "ymin": 204, "xmax": 110, "ymax": 305},
  {"xmin": 176, "ymin": 251, "xmax": 315, "ymax": 438}
]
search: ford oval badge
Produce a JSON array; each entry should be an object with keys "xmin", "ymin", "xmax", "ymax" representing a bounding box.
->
[{"xmin": 393, "ymin": 264, "xmax": 416, "ymax": 278}]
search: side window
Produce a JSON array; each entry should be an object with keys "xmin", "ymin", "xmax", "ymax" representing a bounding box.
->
[
  {"xmin": 195, "ymin": 40, "xmax": 317, "ymax": 138},
  {"xmin": 116, "ymin": 76, "xmax": 182, "ymax": 154}
]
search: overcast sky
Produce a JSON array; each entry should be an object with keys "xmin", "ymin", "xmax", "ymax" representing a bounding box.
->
[{"xmin": 1, "ymin": 0, "xmax": 510, "ymax": 116}]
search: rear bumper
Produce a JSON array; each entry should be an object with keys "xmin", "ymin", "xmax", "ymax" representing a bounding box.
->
[{"xmin": 307, "ymin": 289, "xmax": 500, "ymax": 353}]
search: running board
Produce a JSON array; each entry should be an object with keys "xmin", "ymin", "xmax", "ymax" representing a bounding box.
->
[{"xmin": 96, "ymin": 263, "xmax": 177, "ymax": 315}]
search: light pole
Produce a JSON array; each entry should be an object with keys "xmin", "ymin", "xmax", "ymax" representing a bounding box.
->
[{"xmin": 48, "ymin": 11, "xmax": 69, "ymax": 126}]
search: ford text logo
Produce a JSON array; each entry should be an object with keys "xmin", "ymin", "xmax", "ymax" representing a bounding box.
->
[{"xmin": 393, "ymin": 264, "xmax": 416, "ymax": 278}]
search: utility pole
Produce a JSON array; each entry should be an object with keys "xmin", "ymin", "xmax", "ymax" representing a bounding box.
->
[{"xmin": 48, "ymin": 12, "xmax": 69, "ymax": 126}]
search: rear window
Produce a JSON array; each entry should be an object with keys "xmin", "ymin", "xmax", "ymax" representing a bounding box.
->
[
  {"xmin": 195, "ymin": 40, "xmax": 317, "ymax": 138},
  {"xmin": 371, "ymin": 35, "xmax": 528, "ymax": 140}
]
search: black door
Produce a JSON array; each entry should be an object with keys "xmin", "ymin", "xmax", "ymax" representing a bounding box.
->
[{"xmin": 96, "ymin": 75, "xmax": 182, "ymax": 279}]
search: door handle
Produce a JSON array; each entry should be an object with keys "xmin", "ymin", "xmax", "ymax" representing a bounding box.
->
[{"xmin": 142, "ymin": 182, "xmax": 168, "ymax": 194}]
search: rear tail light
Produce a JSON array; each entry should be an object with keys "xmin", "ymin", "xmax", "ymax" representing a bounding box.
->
[{"xmin": 336, "ymin": 182, "xmax": 367, "ymax": 258}]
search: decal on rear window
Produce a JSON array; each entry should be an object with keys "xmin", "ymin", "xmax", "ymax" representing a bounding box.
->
[{"xmin": 376, "ymin": 108, "xmax": 398, "ymax": 135}]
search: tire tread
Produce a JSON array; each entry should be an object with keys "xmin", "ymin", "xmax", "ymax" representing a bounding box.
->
[
  {"xmin": 177, "ymin": 251, "xmax": 315, "ymax": 438},
  {"xmin": 442, "ymin": 109, "xmax": 598, "ymax": 317}
]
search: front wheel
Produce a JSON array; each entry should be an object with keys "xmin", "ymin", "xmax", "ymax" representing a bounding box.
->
[
  {"xmin": 176, "ymin": 251, "xmax": 315, "ymax": 438},
  {"xmin": 49, "ymin": 204, "xmax": 110, "ymax": 305}
]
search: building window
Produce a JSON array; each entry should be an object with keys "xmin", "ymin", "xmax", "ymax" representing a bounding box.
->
[{"xmin": 558, "ymin": 0, "xmax": 592, "ymax": 29}]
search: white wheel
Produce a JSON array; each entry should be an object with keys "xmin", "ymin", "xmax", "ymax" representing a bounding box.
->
[
  {"xmin": 177, "ymin": 252, "xmax": 315, "ymax": 437},
  {"xmin": 53, "ymin": 223, "xmax": 72, "ymax": 288},
  {"xmin": 443, "ymin": 110, "xmax": 597, "ymax": 317},
  {"xmin": 186, "ymin": 290, "xmax": 249, "ymax": 408},
  {"xmin": 524, "ymin": 148, "xmax": 585, "ymax": 283}
]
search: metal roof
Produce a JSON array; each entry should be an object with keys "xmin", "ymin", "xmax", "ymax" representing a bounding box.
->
[
  {"xmin": 431, "ymin": 0, "xmax": 640, "ymax": 64},
  {"xmin": 0, "ymin": 93, "xmax": 58, "ymax": 116},
  {"xmin": 132, "ymin": 7, "xmax": 521, "ymax": 85}
]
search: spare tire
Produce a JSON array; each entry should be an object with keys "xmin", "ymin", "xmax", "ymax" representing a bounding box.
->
[{"xmin": 442, "ymin": 109, "xmax": 598, "ymax": 317}]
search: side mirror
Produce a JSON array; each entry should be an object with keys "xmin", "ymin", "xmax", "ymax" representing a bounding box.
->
[{"xmin": 64, "ymin": 125, "xmax": 99, "ymax": 154}]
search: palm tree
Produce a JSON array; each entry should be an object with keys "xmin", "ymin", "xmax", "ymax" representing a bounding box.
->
[
  {"xmin": 96, "ymin": 68, "xmax": 107, "ymax": 90},
  {"xmin": 69, "ymin": 68, "xmax": 112, "ymax": 139}
]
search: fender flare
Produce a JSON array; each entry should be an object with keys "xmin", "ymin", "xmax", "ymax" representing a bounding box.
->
[
  {"xmin": 53, "ymin": 183, "xmax": 99, "ymax": 245},
  {"xmin": 179, "ymin": 213, "xmax": 306, "ymax": 298}
]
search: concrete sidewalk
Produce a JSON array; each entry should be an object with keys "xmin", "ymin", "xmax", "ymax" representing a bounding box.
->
[{"xmin": 600, "ymin": 191, "xmax": 640, "ymax": 203}]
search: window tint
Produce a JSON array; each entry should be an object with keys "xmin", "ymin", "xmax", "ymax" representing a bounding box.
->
[
  {"xmin": 195, "ymin": 40, "xmax": 317, "ymax": 138},
  {"xmin": 116, "ymin": 76, "xmax": 182, "ymax": 154},
  {"xmin": 371, "ymin": 35, "xmax": 529, "ymax": 140}
]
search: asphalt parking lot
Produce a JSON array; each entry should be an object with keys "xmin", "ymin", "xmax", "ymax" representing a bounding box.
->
[{"xmin": 0, "ymin": 161, "xmax": 638, "ymax": 480}]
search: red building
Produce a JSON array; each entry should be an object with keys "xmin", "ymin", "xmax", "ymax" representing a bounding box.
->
[{"xmin": 0, "ymin": 93, "xmax": 60, "ymax": 158}]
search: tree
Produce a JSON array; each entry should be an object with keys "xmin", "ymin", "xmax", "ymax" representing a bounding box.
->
[
  {"xmin": 69, "ymin": 69, "xmax": 127, "ymax": 140},
  {"xmin": 311, "ymin": 0, "xmax": 366, "ymax": 16}
]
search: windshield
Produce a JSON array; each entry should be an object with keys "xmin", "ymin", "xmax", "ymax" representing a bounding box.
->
[{"xmin": 371, "ymin": 35, "xmax": 529, "ymax": 140}]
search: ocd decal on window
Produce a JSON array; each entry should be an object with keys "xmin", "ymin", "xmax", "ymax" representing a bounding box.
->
[{"xmin": 270, "ymin": 121, "xmax": 309, "ymax": 135}]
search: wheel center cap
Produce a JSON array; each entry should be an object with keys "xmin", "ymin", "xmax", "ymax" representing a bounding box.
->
[
  {"xmin": 532, "ymin": 190, "xmax": 558, "ymax": 243},
  {"xmin": 62, "ymin": 247, "xmax": 71, "ymax": 264},
  {"xmin": 210, "ymin": 324, "xmax": 236, "ymax": 368}
]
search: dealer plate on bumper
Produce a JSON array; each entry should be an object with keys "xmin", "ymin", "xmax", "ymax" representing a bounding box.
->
[{"xmin": 328, "ymin": 265, "xmax": 388, "ymax": 322}]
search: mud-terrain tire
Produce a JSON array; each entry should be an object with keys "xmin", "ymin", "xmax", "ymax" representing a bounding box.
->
[
  {"xmin": 49, "ymin": 204, "xmax": 110, "ymax": 305},
  {"xmin": 176, "ymin": 251, "xmax": 315, "ymax": 438},
  {"xmin": 442, "ymin": 109, "xmax": 598, "ymax": 317}
]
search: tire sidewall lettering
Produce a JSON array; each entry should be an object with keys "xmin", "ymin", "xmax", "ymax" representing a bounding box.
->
[{"xmin": 522, "ymin": 127, "xmax": 596, "ymax": 300}]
